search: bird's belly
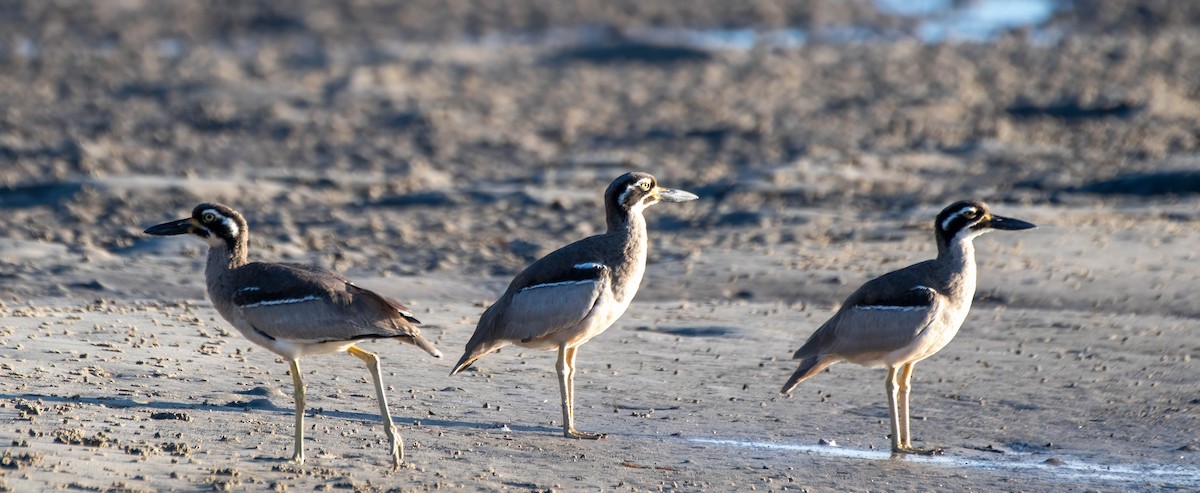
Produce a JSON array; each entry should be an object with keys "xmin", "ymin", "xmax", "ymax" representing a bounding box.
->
[
  {"xmin": 228, "ymin": 319, "xmax": 356, "ymax": 361},
  {"xmin": 269, "ymin": 339, "xmax": 359, "ymax": 360}
]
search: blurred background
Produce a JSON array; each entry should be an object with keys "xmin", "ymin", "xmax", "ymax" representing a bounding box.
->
[{"xmin": 0, "ymin": 0, "xmax": 1198, "ymax": 302}]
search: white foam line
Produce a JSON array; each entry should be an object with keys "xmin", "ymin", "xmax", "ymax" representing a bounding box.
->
[{"xmin": 686, "ymin": 438, "xmax": 1200, "ymax": 486}]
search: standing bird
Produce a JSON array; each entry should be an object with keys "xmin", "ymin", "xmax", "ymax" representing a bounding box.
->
[
  {"xmin": 450, "ymin": 172, "xmax": 698, "ymax": 439},
  {"xmin": 780, "ymin": 200, "xmax": 1035, "ymax": 455},
  {"xmin": 144, "ymin": 203, "xmax": 442, "ymax": 468}
]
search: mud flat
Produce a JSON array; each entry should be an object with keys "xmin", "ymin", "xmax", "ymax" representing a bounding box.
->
[{"xmin": 2, "ymin": 0, "xmax": 1199, "ymax": 491}]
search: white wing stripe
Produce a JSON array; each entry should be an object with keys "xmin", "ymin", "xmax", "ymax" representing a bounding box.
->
[
  {"xmin": 855, "ymin": 305, "xmax": 928, "ymax": 312},
  {"xmin": 238, "ymin": 287, "xmax": 261, "ymax": 292},
  {"xmin": 573, "ymin": 262, "xmax": 605, "ymax": 270},
  {"xmin": 241, "ymin": 295, "xmax": 320, "ymax": 308},
  {"xmin": 519, "ymin": 280, "xmax": 595, "ymax": 293}
]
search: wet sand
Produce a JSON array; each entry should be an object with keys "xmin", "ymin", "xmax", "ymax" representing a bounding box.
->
[{"xmin": 2, "ymin": 1, "xmax": 1199, "ymax": 491}]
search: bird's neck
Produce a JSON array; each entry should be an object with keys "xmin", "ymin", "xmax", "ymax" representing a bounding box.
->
[
  {"xmin": 606, "ymin": 207, "xmax": 649, "ymax": 303},
  {"xmin": 937, "ymin": 235, "xmax": 978, "ymax": 299},
  {"xmin": 607, "ymin": 207, "xmax": 649, "ymax": 258},
  {"xmin": 205, "ymin": 237, "xmax": 249, "ymax": 281}
]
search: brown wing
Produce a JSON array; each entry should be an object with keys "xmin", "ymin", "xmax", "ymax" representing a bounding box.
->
[
  {"xmin": 229, "ymin": 263, "xmax": 439, "ymax": 356},
  {"xmin": 451, "ymin": 239, "xmax": 611, "ymax": 373},
  {"xmin": 793, "ymin": 262, "xmax": 941, "ymax": 361},
  {"xmin": 489, "ymin": 278, "xmax": 606, "ymax": 343}
]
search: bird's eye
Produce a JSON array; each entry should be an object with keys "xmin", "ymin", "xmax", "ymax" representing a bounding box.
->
[
  {"xmin": 202, "ymin": 213, "xmax": 216, "ymax": 222},
  {"xmin": 963, "ymin": 209, "xmax": 978, "ymax": 219},
  {"xmin": 639, "ymin": 181, "xmax": 652, "ymax": 191}
]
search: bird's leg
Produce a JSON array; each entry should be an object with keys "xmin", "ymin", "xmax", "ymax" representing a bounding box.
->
[
  {"xmin": 897, "ymin": 362, "xmax": 942, "ymax": 455},
  {"xmin": 347, "ymin": 346, "xmax": 403, "ymax": 469},
  {"xmin": 289, "ymin": 360, "xmax": 306, "ymax": 464},
  {"xmin": 556, "ymin": 345, "xmax": 573, "ymax": 438},
  {"xmin": 565, "ymin": 345, "xmax": 605, "ymax": 440},
  {"xmin": 898, "ymin": 362, "xmax": 913, "ymax": 448},
  {"xmin": 556, "ymin": 345, "xmax": 603, "ymax": 440},
  {"xmin": 565, "ymin": 346, "xmax": 576, "ymax": 414},
  {"xmin": 886, "ymin": 366, "xmax": 904, "ymax": 455}
]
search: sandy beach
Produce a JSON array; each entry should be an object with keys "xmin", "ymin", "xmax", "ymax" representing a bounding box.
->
[{"xmin": 2, "ymin": 1, "xmax": 1199, "ymax": 491}]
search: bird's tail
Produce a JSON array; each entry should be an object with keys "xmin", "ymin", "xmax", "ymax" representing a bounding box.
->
[{"xmin": 779, "ymin": 356, "xmax": 835, "ymax": 396}]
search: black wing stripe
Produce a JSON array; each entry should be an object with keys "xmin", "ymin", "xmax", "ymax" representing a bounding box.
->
[
  {"xmin": 233, "ymin": 286, "xmax": 325, "ymax": 307},
  {"xmin": 857, "ymin": 285, "xmax": 937, "ymax": 309},
  {"xmin": 520, "ymin": 262, "xmax": 608, "ymax": 292}
]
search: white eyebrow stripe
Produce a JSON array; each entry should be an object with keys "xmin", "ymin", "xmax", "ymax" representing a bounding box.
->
[
  {"xmin": 203, "ymin": 208, "xmax": 240, "ymax": 239},
  {"xmin": 941, "ymin": 207, "xmax": 978, "ymax": 232},
  {"xmin": 940, "ymin": 212, "xmax": 959, "ymax": 232},
  {"xmin": 221, "ymin": 218, "xmax": 239, "ymax": 239},
  {"xmin": 573, "ymin": 262, "xmax": 605, "ymax": 270},
  {"xmin": 240, "ymin": 295, "xmax": 320, "ymax": 308},
  {"xmin": 518, "ymin": 280, "xmax": 595, "ymax": 293},
  {"xmin": 618, "ymin": 186, "xmax": 635, "ymax": 206}
]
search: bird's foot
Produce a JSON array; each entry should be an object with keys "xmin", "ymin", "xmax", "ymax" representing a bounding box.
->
[
  {"xmin": 891, "ymin": 445, "xmax": 944, "ymax": 456},
  {"xmin": 389, "ymin": 443, "xmax": 404, "ymax": 470},
  {"xmin": 291, "ymin": 451, "xmax": 306, "ymax": 465},
  {"xmin": 564, "ymin": 429, "xmax": 607, "ymax": 440},
  {"xmin": 384, "ymin": 427, "xmax": 404, "ymax": 470}
]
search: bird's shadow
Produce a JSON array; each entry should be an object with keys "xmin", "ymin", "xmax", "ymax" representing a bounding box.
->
[{"xmin": 0, "ymin": 392, "xmax": 558, "ymax": 435}]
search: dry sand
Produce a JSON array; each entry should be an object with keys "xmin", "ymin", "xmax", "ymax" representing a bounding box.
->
[{"xmin": 2, "ymin": 1, "xmax": 1199, "ymax": 491}]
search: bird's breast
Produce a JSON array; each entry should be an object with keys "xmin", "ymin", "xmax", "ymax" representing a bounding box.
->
[
  {"xmin": 909, "ymin": 296, "xmax": 974, "ymax": 364},
  {"xmin": 565, "ymin": 287, "xmax": 631, "ymax": 348}
]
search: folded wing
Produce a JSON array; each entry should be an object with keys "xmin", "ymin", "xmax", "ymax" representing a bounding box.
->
[{"xmin": 230, "ymin": 263, "xmax": 422, "ymax": 344}]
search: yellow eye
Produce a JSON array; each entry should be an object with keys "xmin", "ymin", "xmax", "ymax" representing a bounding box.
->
[
  {"xmin": 202, "ymin": 213, "xmax": 216, "ymax": 222},
  {"xmin": 963, "ymin": 209, "xmax": 978, "ymax": 219},
  {"xmin": 639, "ymin": 181, "xmax": 652, "ymax": 191}
]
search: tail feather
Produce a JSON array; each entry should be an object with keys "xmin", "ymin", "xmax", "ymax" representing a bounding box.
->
[{"xmin": 779, "ymin": 357, "xmax": 835, "ymax": 396}]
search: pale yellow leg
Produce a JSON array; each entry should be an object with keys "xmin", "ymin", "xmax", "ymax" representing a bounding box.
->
[
  {"xmin": 565, "ymin": 346, "xmax": 578, "ymax": 417},
  {"xmin": 885, "ymin": 366, "xmax": 903, "ymax": 454},
  {"xmin": 289, "ymin": 360, "xmax": 306, "ymax": 464},
  {"xmin": 347, "ymin": 345, "xmax": 403, "ymax": 469},
  {"xmin": 556, "ymin": 345, "xmax": 573, "ymax": 438},
  {"xmin": 898, "ymin": 362, "xmax": 914, "ymax": 448},
  {"xmin": 894, "ymin": 362, "xmax": 942, "ymax": 455},
  {"xmin": 564, "ymin": 346, "xmax": 605, "ymax": 440}
]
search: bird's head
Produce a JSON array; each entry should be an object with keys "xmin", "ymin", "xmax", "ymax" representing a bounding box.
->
[
  {"xmin": 935, "ymin": 200, "xmax": 1036, "ymax": 250},
  {"xmin": 144, "ymin": 202, "xmax": 248, "ymax": 250},
  {"xmin": 604, "ymin": 171, "xmax": 698, "ymax": 217}
]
